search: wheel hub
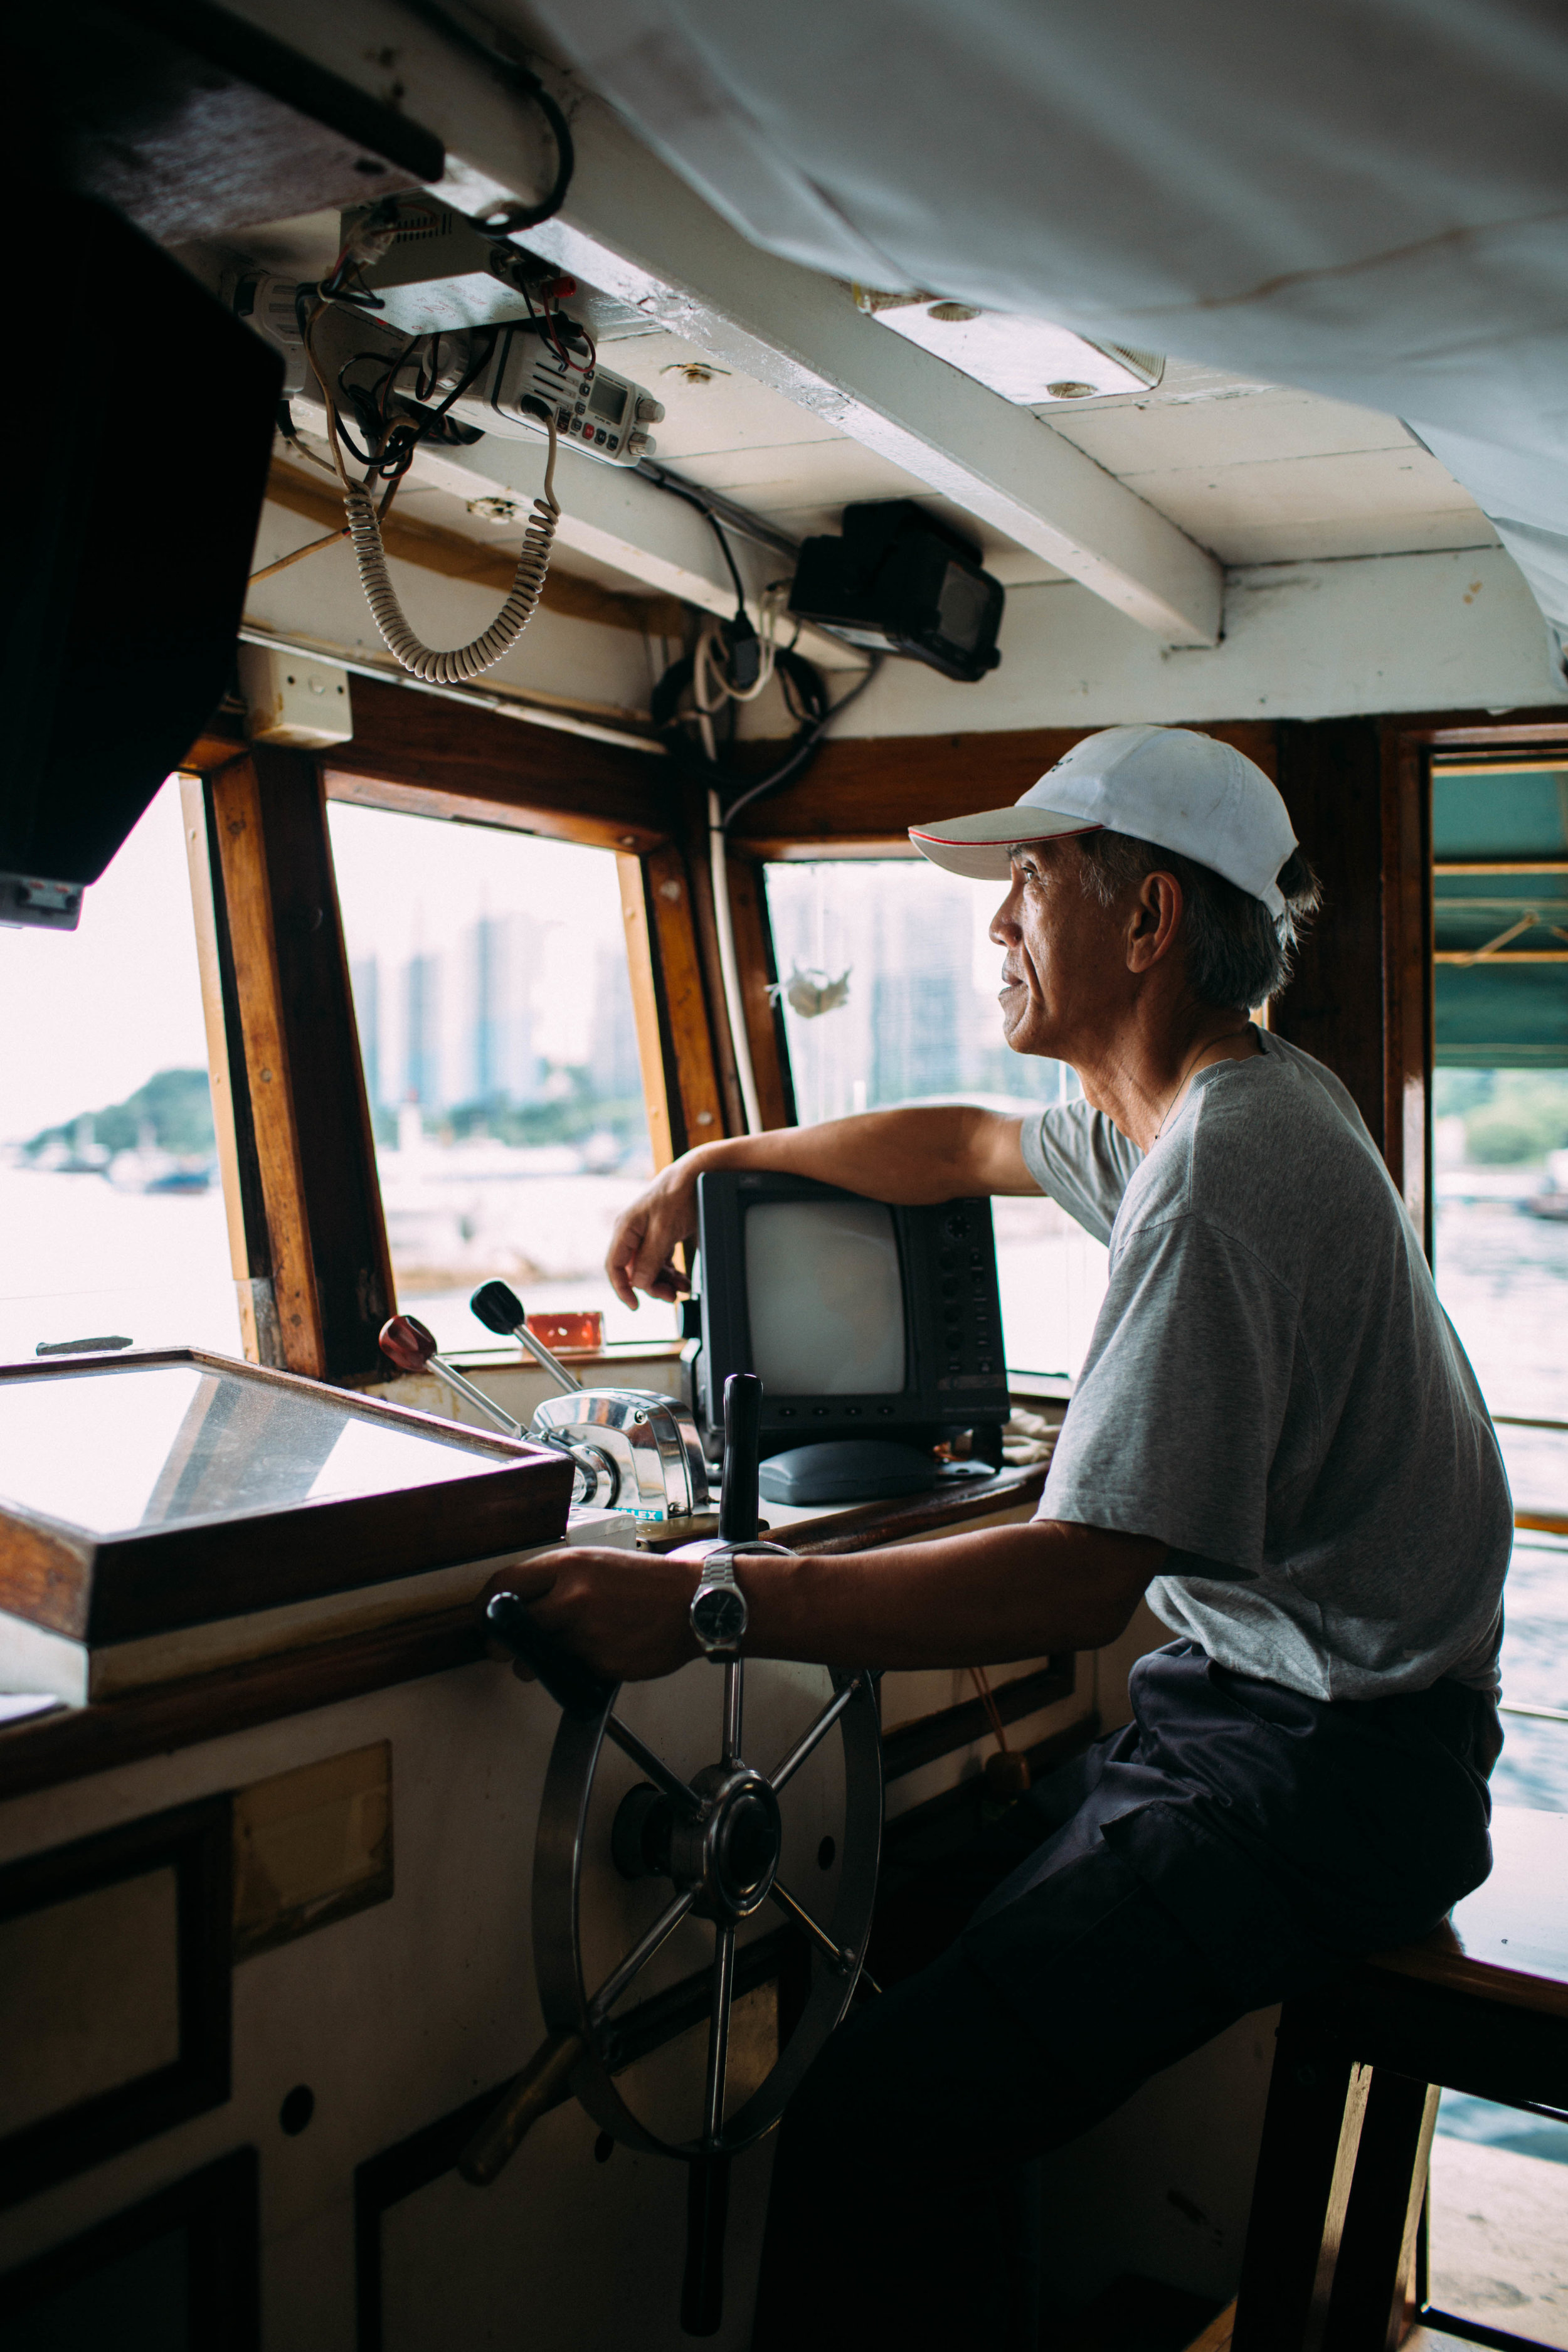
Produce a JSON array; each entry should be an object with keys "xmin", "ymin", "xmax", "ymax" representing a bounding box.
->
[{"xmin": 614, "ymin": 1761, "xmax": 783, "ymax": 1924}]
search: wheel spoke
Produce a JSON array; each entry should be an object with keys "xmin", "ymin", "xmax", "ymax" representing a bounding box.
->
[
  {"xmin": 702, "ymin": 1924, "xmax": 736, "ymax": 2147},
  {"xmin": 603, "ymin": 1715, "xmax": 701, "ymax": 1814},
  {"xmin": 721, "ymin": 1657, "xmax": 743, "ymax": 1767},
  {"xmin": 587, "ymin": 1887, "xmax": 697, "ymax": 2025},
  {"xmin": 767, "ymin": 1678, "xmax": 859, "ymax": 1795},
  {"xmin": 770, "ymin": 1877, "xmax": 856, "ymax": 1976}
]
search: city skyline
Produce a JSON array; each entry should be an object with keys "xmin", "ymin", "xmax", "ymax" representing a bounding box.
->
[{"xmin": 350, "ymin": 914, "xmax": 643, "ymax": 1115}]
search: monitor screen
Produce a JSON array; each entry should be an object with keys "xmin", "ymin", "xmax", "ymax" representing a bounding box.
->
[{"xmin": 744, "ymin": 1200, "xmax": 906, "ymax": 1396}]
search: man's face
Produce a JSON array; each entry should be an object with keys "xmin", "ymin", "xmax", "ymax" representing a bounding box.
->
[{"xmin": 989, "ymin": 839, "xmax": 1131, "ymax": 1069}]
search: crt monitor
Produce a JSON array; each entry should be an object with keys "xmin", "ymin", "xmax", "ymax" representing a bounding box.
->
[{"xmin": 689, "ymin": 1170, "xmax": 1009, "ymax": 1461}]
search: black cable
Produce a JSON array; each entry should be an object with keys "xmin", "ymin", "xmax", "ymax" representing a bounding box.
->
[
  {"xmin": 718, "ymin": 659, "xmax": 882, "ymax": 830},
  {"xmin": 400, "ymin": 1, "xmax": 574, "ymax": 228},
  {"xmin": 638, "ymin": 464, "xmax": 750, "ymax": 622}
]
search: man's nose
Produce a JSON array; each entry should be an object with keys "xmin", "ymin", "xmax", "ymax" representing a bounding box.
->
[{"xmin": 990, "ymin": 887, "xmax": 1022, "ymax": 946}]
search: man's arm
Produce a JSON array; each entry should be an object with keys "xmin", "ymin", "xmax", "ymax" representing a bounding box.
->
[
  {"xmin": 488, "ymin": 1518, "xmax": 1165, "ymax": 1680},
  {"xmin": 607, "ymin": 1105, "xmax": 1036, "ymax": 1306}
]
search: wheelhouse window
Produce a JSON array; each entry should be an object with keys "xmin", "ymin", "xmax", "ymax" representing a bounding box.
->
[
  {"xmin": 763, "ymin": 856, "xmax": 1110, "ymax": 1380},
  {"xmin": 326, "ymin": 802, "xmax": 674, "ymax": 1353},
  {"xmin": 0, "ymin": 780, "xmax": 236, "ymax": 1359}
]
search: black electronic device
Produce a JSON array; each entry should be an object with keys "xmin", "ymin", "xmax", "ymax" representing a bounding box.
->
[
  {"xmin": 2, "ymin": 195, "xmax": 282, "ymax": 930},
  {"xmin": 787, "ymin": 500, "xmax": 1005, "ymax": 682},
  {"xmin": 689, "ymin": 1171, "xmax": 1009, "ymax": 1483}
]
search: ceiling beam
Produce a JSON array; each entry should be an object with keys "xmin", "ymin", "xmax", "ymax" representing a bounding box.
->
[
  {"xmin": 226, "ymin": 3, "xmax": 1220, "ymax": 642},
  {"xmin": 510, "ymin": 105, "xmax": 1223, "ymax": 645}
]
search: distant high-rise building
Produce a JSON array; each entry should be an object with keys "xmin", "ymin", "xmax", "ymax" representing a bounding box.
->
[
  {"xmin": 465, "ymin": 913, "xmax": 541, "ymax": 1104},
  {"xmin": 405, "ymin": 951, "xmax": 442, "ymax": 1106},
  {"xmin": 588, "ymin": 941, "xmax": 644, "ymax": 1103},
  {"xmin": 350, "ymin": 958, "xmax": 381, "ymax": 1106}
]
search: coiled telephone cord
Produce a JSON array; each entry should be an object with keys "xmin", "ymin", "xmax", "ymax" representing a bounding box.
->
[
  {"xmin": 309, "ymin": 298, "xmax": 562, "ymax": 686},
  {"xmin": 341, "ymin": 417, "xmax": 559, "ymax": 685}
]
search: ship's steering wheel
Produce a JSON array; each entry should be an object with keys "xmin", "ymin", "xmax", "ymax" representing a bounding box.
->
[{"xmin": 462, "ymin": 1377, "xmax": 883, "ymax": 2338}]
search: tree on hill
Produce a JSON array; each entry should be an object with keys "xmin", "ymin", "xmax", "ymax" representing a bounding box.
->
[{"xmin": 26, "ymin": 1068, "xmax": 216, "ymax": 1158}]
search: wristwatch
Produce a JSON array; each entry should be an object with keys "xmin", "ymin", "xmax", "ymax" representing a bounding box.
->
[{"xmin": 688, "ymin": 1539, "xmax": 792, "ymax": 1658}]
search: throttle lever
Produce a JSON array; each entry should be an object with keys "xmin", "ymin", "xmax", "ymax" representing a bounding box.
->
[
  {"xmin": 470, "ymin": 1279, "xmax": 583, "ymax": 1396},
  {"xmin": 485, "ymin": 1589, "xmax": 615, "ymax": 1723}
]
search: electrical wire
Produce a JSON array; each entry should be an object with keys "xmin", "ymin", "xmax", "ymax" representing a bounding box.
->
[
  {"xmin": 307, "ymin": 302, "xmax": 562, "ymax": 684},
  {"xmin": 399, "ymin": 0, "xmax": 575, "ymax": 228}
]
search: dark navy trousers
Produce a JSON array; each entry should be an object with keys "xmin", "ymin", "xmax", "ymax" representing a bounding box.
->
[{"xmin": 751, "ymin": 1644, "xmax": 1500, "ymax": 2352}]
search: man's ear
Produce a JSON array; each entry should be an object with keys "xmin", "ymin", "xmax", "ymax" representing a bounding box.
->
[{"xmin": 1126, "ymin": 871, "xmax": 1183, "ymax": 971}]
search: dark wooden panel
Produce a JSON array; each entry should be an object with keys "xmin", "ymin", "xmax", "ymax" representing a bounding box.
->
[
  {"xmin": 0, "ymin": 1796, "xmax": 232, "ymax": 2208},
  {"xmin": 1272, "ymin": 719, "xmax": 1388, "ymax": 1153},
  {"xmin": 322, "ymin": 677, "xmax": 676, "ymax": 854},
  {"xmin": 731, "ymin": 720, "xmax": 1280, "ymax": 852}
]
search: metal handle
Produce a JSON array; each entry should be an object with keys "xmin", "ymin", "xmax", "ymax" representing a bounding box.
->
[
  {"xmin": 485, "ymin": 1590, "xmax": 615, "ymax": 1722},
  {"xmin": 717, "ymin": 1373, "xmax": 761, "ymax": 1546},
  {"xmin": 378, "ymin": 1316, "xmax": 524, "ymax": 1439},
  {"xmin": 470, "ymin": 1279, "xmax": 583, "ymax": 1396},
  {"xmin": 459, "ymin": 2029, "xmax": 585, "ymax": 2186}
]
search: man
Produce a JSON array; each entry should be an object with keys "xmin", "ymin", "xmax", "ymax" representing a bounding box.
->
[{"xmin": 501, "ymin": 724, "xmax": 1510, "ymax": 2348}]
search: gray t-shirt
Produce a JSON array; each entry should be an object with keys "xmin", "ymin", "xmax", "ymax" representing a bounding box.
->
[{"xmin": 1021, "ymin": 1032, "xmax": 1510, "ymax": 1700}]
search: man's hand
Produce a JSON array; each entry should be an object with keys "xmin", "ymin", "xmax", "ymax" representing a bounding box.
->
[
  {"xmin": 483, "ymin": 1549, "xmax": 703, "ymax": 1683},
  {"xmin": 605, "ymin": 1158, "xmax": 704, "ymax": 1309}
]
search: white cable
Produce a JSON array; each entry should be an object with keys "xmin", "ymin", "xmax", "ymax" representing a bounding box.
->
[
  {"xmin": 709, "ymin": 784, "xmax": 763, "ymax": 1135},
  {"xmin": 309, "ymin": 298, "xmax": 563, "ymax": 687}
]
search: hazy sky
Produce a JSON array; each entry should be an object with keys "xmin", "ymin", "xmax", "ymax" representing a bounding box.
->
[
  {"xmin": 0, "ymin": 784, "xmax": 637, "ymax": 1144},
  {"xmin": 0, "ymin": 781, "xmax": 209, "ymax": 1143}
]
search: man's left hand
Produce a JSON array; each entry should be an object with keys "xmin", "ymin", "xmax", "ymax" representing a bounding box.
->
[{"xmin": 482, "ymin": 1547, "xmax": 702, "ymax": 1685}]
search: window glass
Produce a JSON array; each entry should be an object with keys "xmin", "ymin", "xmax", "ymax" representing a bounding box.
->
[
  {"xmin": 764, "ymin": 859, "xmax": 1108, "ymax": 1378},
  {"xmin": 327, "ymin": 803, "xmax": 671, "ymax": 1355},
  {"xmin": 0, "ymin": 780, "xmax": 236, "ymax": 1362}
]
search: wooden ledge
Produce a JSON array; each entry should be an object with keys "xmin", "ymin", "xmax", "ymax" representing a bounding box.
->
[{"xmin": 0, "ymin": 1463, "xmax": 1051, "ymax": 1803}]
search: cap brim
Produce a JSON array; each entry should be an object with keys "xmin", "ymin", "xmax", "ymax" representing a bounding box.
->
[{"xmin": 908, "ymin": 807, "xmax": 1098, "ymax": 881}]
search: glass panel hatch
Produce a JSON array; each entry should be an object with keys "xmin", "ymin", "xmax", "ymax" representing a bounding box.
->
[{"xmin": 0, "ymin": 1362, "xmax": 491, "ymax": 1535}]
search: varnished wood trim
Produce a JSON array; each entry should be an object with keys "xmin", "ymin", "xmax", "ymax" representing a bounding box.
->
[
  {"xmin": 207, "ymin": 756, "xmax": 324, "ymax": 1375},
  {"xmin": 730, "ymin": 720, "xmax": 1279, "ymax": 854},
  {"xmin": 320, "ymin": 677, "xmax": 675, "ymax": 854},
  {"xmin": 0, "ymin": 1602, "xmax": 488, "ymax": 1803},
  {"xmin": 1380, "ymin": 724, "xmax": 1433, "ymax": 1250},
  {"xmin": 0, "ymin": 1471, "xmax": 1050, "ymax": 1803},
  {"xmin": 0, "ymin": 1348, "xmax": 573, "ymax": 1643},
  {"xmin": 618, "ymin": 854, "xmax": 677, "ymax": 1169},
  {"xmin": 264, "ymin": 458, "xmax": 685, "ymax": 638},
  {"xmin": 1367, "ymin": 1941, "xmax": 1568, "ymax": 2023},
  {"xmin": 179, "ymin": 777, "xmax": 254, "ymax": 1305},
  {"xmin": 642, "ymin": 843, "xmax": 727, "ymax": 1155},
  {"xmin": 725, "ymin": 852, "xmax": 795, "ymax": 1130}
]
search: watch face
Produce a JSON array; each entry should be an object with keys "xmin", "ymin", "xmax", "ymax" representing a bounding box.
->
[{"xmin": 691, "ymin": 1586, "xmax": 748, "ymax": 1649}]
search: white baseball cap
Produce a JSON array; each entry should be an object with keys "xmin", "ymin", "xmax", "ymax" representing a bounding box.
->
[{"xmin": 908, "ymin": 724, "xmax": 1298, "ymax": 917}]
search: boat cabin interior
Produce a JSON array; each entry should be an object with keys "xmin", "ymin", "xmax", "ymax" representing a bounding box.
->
[{"xmin": 5, "ymin": 6, "xmax": 1568, "ymax": 2348}]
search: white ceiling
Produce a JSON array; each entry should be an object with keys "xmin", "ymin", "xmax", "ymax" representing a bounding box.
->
[{"xmin": 229, "ymin": 211, "xmax": 1495, "ymax": 605}]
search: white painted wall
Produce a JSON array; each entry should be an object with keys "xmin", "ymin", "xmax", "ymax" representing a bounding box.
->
[
  {"xmin": 246, "ymin": 499, "xmax": 660, "ymax": 726},
  {"xmin": 767, "ymin": 546, "xmax": 1568, "ymax": 739}
]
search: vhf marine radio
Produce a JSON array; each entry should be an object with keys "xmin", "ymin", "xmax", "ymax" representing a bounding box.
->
[{"xmin": 231, "ymin": 196, "xmax": 664, "ymax": 470}]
